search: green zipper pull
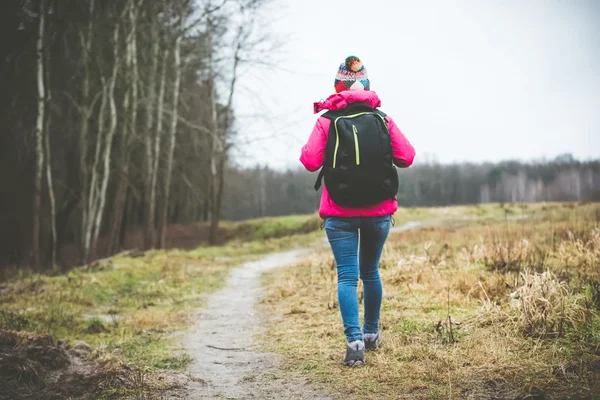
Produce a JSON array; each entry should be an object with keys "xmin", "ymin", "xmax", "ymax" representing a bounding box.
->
[{"xmin": 352, "ymin": 125, "xmax": 360, "ymax": 165}]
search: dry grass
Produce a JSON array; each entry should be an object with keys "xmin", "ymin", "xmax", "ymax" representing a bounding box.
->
[
  {"xmin": 259, "ymin": 202, "xmax": 600, "ymax": 399},
  {"xmin": 498, "ymin": 270, "xmax": 588, "ymax": 338},
  {"xmin": 0, "ymin": 232, "xmax": 319, "ymax": 399}
]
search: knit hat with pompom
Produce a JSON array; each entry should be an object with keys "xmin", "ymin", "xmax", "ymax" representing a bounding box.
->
[{"xmin": 334, "ymin": 56, "xmax": 370, "ymax": 93}]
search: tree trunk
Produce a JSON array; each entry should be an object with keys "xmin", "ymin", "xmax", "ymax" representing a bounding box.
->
[
  {"xmin": 92, "ymin": 25, "xmax": 120, "ymax": 254},
  {"xmin": 158, "ymin": 11, "xmax": 185, "ymax": 249},
  {"xmin": 208, "ymin": 29, "xmax": 241, "ymax": 245},
  {"xmin": 209, "ymin": 152, "xmax": 226, "ymax": 245},
  {"xmin": 143, "ymin": 12, "xmax": 160, "ymax": 249},
  {"xmin": 79, "ymin": 0, "xmax": 94, "ymax": 263},
  {"xmin": 89, "ymin": 22, "xmax": 121, "ymax": 261},
  {"xmin": 32, "ymin": 0, "xmax": 46, "ymax": 269},
  {"xmin": 259, "ymin": 168, "xmax": 266, "ymax": 217},
  {"xmin": 83, "ymin": 84, "xmax": 107, "ymax": 263},
  {"xmin": 120, "ymin": 187, "xmax": 133, "ymax": 247},
  {"xmin": 202, "ymin": 200, "xmax": 209, "ymax": 222},
  {"xmin": 147, "ymin": 47, "xmax": 169, "ymax": 248},
  {"xmin": 45, "ymin": 121, "xmax": 57, "ymax": 267},
  {"xmin": 207, "ymin": 28, "xmax": 219, "ymax": 246},
  {"xmin": 109, "ymin": 0, "xmax": 138, "ymax": 254},
  {"xmin": 44, "ymin": 55, "xmax": 56, "ymax": 267},
  {"xmin": 109, "ymin": 172, "xmax": 128, "ymax": 254}
]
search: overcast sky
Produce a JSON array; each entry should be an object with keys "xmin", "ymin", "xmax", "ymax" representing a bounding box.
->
[{"xmin": 231, "ymin": 0, "xmax": 600, "ymax": 168}]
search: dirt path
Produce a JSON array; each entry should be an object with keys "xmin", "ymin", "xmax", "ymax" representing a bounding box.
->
[
  {"xmin": 176, "ymin": 221, "xmax": 423, "ymax": 399},
  {"xmin": 178, "ymin": 249, "xmax": 332, "ymax": 400},
  {"xmin": 391, "ymin": 220, "xmax": 423, "ymax": 233}
]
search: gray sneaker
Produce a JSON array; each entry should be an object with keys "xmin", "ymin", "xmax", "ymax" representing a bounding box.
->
[
  {"xmin": 343, "ymin": 340, "xmax": 365, "ymax": 367},
  {"xmin": 364, "ymin": 332, "xmax": 381, "ymax": 351}
]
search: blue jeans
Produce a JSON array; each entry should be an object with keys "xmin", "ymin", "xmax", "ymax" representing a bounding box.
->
[{"xmin": 324, "ymin": 216, "xmax": 391, "ymax": 343}]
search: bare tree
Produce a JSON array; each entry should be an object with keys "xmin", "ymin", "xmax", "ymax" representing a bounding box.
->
[
  {"xmin": 44, "ymin": 22, "xmax": 57, "ymax": 267},
  {"xmin": 78, "ymin": 0, "xmax": 95, "ymax": 261},
  {"xmin": 0, "ymin": 0, "xmax": 288, "ymax": 270},
  {"xmin": 145, "ymin": 46, "xmax": 169, "ymax": 248},
  {"xmin": 208, "ymin": 2, "xmax": 268, "ymax": 244},
  {"xmin": 31, "ymin": 0, "xmax": 46, "ymax": 268},
  {"xmin": 159, "ymin": 1, "xmax": 188, "ymax": 249},
  {"xmin": 90, "ymin": 21, "xmax": 122, "ymax": 259},
  {"xmin": 143, "ymin": 3, "xmax": 161, "ymax": 249},
  {"xmin": 109, "ymin": 0, "xmax": 141, "ymax": 254},
  {"xmin": 83, "ymin": 14, "xmax": 122, "ymax": 263},
  {"xmin": 44, "ymin": 122, "xmax": 57, "ymax": 267}
]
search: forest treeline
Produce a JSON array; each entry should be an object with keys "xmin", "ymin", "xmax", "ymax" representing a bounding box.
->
[
  {"xmin": 0, "ymin": 2, "xmax": 597, "ymax": 271},
  {"xmin": 222, "ymin": 155, "xmax": 600, "ymax": 220},
  {"xmin": 1, "ymin": 0, "xmax": 272, "ymax": 269}
]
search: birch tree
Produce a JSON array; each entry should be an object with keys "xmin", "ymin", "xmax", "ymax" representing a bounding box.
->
[
  {"xmin": 145, "ymin": 46, "xmax": 169, "ymax": 249},
  {"xmin": 31, "ymin": 0, "xmax": 46, "ymax": 269},
  {"xmin": 76, "ymin": 0, "xmax": 96, "ymax": 261},
  {"xmin": 143, "ymin": 3, "xmax": 161, "ymax": 249},
  {"xmin": 90, "ymin": 21, "xmax": 122, "ymax": 260},
  {"xmin": 158, "ymin": 3, "xmax": 187, "ymax": 249},
  {"xmin": 83, "ymin": 12, "xmax": 123, "ymax": 263},
  {"xmin": 109, "ymin": 0, "xmax": 141, "ymax": 254},
  {"xmin": 44, "ymin": 25, "xmax": 57, "ymax": 267}
]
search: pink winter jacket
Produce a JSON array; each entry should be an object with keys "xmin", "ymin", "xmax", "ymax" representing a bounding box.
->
[{"xmin": 300, "ymin": 90, "xmax": 415, "ymax": 218}]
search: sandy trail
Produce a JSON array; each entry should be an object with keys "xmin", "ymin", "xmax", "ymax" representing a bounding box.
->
[{"xmin": 179, "ymin": 249, "xmax": 332, "ymax": 400}]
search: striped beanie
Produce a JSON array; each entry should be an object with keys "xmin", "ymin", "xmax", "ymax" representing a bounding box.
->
[{"xmin": 334, "ymin": 56, "xmax": 370, "ymax": 93}]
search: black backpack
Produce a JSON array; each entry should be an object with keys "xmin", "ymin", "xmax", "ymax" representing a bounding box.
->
[{"xmin": 314, "ymin": 102, "xmax": 399, "ymax": 208}]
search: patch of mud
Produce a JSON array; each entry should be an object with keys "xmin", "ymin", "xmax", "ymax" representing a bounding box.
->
[
  {"xmin": 0, "ymin": 330, "xmax": 181, "ymax": 400},
  {"xmin": 176, "ymin": 250, "xmax": 332, "ymax": 400},
  {"xmin": 0, "ymin": 330, "xmax": 100, "ymax": 400}
]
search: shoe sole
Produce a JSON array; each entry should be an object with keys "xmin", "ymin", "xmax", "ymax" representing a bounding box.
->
[{"xmin": 344, "ymin": 359, "xmax": 365, "ymax": 367}]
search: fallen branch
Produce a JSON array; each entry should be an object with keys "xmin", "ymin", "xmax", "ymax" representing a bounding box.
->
[{"xmin": 206, "ymin": 344, "xmax": 246, "ymax": 352}]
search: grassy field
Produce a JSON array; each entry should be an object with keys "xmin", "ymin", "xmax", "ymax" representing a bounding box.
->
[
  {"xmin": 2, "ymin": 203, "xmax": 599, "ymax": 399},
  {"xmin": 0, "ymin": 225, "xmax": 320, "ymax": 399},
  {"xmin": 260, "ymin": 203, "xmax": 600, "ymax": 399}
]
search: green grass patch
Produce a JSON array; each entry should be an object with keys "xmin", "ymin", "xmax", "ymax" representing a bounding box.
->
[
  {"xmin": 0, "ymin": 229, "xmax": 324, "ymax": 397},
  {"xmin": 218, "ymin": 214, "xmax": 322, "ymax": 242}
]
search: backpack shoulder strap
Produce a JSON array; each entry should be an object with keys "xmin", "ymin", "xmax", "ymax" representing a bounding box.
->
[
  {"xmin": 321, "ymin": 104, "xmax": 380, "ymax": 119},
  {"xmin": 314, "ymin": 111, "xmax": 343, "ymax": 191},
  {"xmin": 374, "ymin": 108, "xmax": 387, "ymax": 118},
  {"xmin": 320, "ymin": 110, "xmax": 344, "ymax": 120},
  {"xmin": 314, "ymin": 168, "xmax": 325, "ymax": 191},
  {"xmin": 373, "ymin": 109, "xmax": 390, "ymax": 132}
]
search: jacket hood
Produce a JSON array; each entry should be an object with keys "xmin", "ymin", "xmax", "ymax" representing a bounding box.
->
[{"xmin": 314, "ymin": 90, "xmax": 382, "ymax": 114}]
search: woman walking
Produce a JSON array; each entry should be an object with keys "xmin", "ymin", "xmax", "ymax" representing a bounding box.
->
[{"xmin": 300, "ymin": 56, "xmax": 415, "ymax": 367}]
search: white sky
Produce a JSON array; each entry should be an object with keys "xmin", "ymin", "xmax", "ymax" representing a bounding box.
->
[{"xmin": 231, "ymin": 0, "xmax": 600, "ymax": 168}]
